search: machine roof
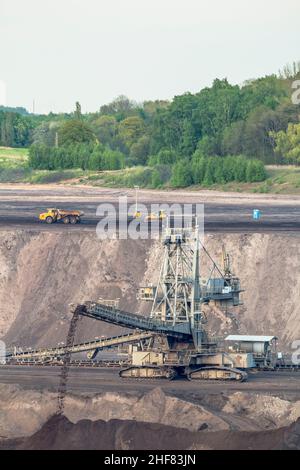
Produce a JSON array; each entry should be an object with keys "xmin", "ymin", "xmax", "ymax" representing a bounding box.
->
[{"xmin": 225, "ymin": 335, "xmax": 277, "ymax": 343}]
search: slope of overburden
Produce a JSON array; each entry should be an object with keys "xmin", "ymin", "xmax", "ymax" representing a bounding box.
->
[
  {"xmin": 0, "ymin": 231, "xmax": 299, "ymax": 349},
  {"xmin": 0, "ymin": 384, "xmax": 300, "ymax": 450},
  {"xmin": 1, "ymin": 413, "xmax": 300, "ymax": 450}
]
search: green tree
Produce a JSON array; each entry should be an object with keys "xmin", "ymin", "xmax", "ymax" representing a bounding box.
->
[
  {"xmin": 214, "ymin": 159, "xmax": 225, "ymax": 183},
  {"xmin": 222, "ymin": 156, "xmax": 237, "ymax": 182},
  {"xmin": 196, "ymin": 135, "xmax": 218, "ymax": 156},
  {"xmin": 74, "ymin": 102, "xmax": 82, "ymax": 120},
  {"xmin": 191, "ymin": 151, "xmax": 207, "ymax": 184},
  {"xmin": 151, "ymin": 168, "xmax": 164, "ymax": 187},
  {"xmin": 0, "ymin": 112, "xmax": 32, "ymax": 147},
  {"xmin": 222, "ymin": 121, "xmax": 245, "ymax": 156},
  {"xmin": 171, "ymin": 161, "xmax": 193, "ymax": 187},
  {"xmin": 234, "ymin": 156, "xmax": 248, "ymax": 182},
  {"xmin": 118, "ymin": 116, "xmax": 146, "ymax": 149},
  {"xmin": 100, "ymin": 95, "xmax": 137, "ymax": 120},
  {"xmin": 1, "ymin": 113, "xmax": 15, "ymax": 146},
  {"xmin": 102, "ymin": 148, "xmax": 125, "ymax": 170},
  {"xmin": 241, "ymin": 75, "xmax": 288, "ymax": 112},
  {"xmin": 88, "ymin": 145, "xmax": 104, "ymax": 170},
  {"xmin": 195, "ymin": 79, "xmax": 242, "ymax": 138},
  {"xmin": 32, "ymin": 120, "xmax": 61, "ymax": 147},
  {"xmin": 150, "ymin": 93, "xmax": 200, "ymax": 156},
  {"xmin": 270, "ymin": 123, "xmax": 300, "ymax": 164},
  {"xmin": 129, "ymin": 135, "xmax": 150, "ymax": 166},
  {"xmin": 58, "ymin": 120, "xmax": 96, "ymax": 146},
  {"xmin": 92, "ymin": 115, "xmax": 117, "ymax": 148},
  {"xmin": 203, "ymin": 158, "xmax": 217, "ymax": 185},
  {"xmin": 157, "ymin": 149, "xmax": 177, "ymax": 165},
  {"xmin": 246, "ymin": 159, "xmax": 267, "ymax": 182}
]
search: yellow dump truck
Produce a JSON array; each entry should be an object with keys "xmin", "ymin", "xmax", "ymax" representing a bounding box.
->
[{"xmin": 39, "ymin": 208, "xmax": 84, "ymax": 224}]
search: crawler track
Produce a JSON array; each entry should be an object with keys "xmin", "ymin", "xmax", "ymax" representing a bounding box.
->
[{"xmin": 188, "ymin": 366, "xmax": 248, "ymax": 382}]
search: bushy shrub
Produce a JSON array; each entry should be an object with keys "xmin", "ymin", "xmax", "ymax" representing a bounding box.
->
[
  {"xmin": 148, "ymin": 149, "xmax": 178, "ymax": 166},
  {"xmin": 171, "ymin": 160, "xmax": 193, "ymax": 188},
  {"xmin": 191, "ymin": 153, "xmax": 266, "ymax": 186},
  {"xmin": 29, "ymin": 143, "xmax": 125, "ymax": 171},
  {"xmin": 245, "ymin": 159, "xmax": 267, "ymax": 182}
]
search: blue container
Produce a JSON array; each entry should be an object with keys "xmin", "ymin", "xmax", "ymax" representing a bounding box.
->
[{"xmin": 253, "ymin": 209, "xmax": 261, "ymax": 220}]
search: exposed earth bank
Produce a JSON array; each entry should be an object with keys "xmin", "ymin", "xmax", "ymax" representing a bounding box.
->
[
  {"xmin": 0, "ymin": 231, "xmax": 299, "ymax": 349},
  {"xmin": 0, "ymin": 384, "xmax": 300, "ymax": 450}
]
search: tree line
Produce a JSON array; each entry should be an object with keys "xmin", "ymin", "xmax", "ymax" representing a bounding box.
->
[
  {"xmin": 29, "ymin": 143, "xmax": 125, "ymax": 171},
  {"xmin": 171, "ymin": 155, "xmax": 266, "ymax": 188},
  {"xmin": 1, "ymin": 63, "xmax": 300, "ymax": 185}
]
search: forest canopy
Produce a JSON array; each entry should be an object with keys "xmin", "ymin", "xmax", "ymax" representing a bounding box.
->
[{"xmin": 1, "ymin": 63, "xmax": 300, "ymax": 188}]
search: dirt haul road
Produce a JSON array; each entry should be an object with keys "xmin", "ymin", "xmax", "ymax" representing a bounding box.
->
[
  {"xmin": 1, "ymin": 184, "xmax": 300, "ymax": 232},
  {"xmin": 1, "ymin": 366, "xmax": 300, "ymax": 399}
]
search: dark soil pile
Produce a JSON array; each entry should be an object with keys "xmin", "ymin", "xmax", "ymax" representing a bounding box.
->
[
  {"xmin": 1, "ymin": 414, "xmax": 300, "ymax": 450},
  {"xmin": 0, "ymin": 414, "xmax": 197, "ymax": 450}
]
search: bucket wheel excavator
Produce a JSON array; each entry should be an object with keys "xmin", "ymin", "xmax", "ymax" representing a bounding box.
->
[
  {"xmin": 8, "ymin": 222, "xmax": 249, "ymax": 382},
  {"xmin": 75, "ymin": 222, "xmax": 248, "ymax": 381}
]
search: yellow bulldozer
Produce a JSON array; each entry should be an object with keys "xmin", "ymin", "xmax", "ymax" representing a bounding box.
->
[{"xmin": 39, "ymin": 208, "xmax": 84, "ymax": 224}]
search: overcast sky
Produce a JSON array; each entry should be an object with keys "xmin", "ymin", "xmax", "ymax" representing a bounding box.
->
[{"xmin": 0, "ymin": 0, "xmax": 299, "ymax": 114}]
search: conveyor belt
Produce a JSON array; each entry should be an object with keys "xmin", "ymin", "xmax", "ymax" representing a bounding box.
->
[
  {"xmin": 7, "ymin": 331, "xmax": 154, "ymax": 360},
  {"xmin": 80, "ymin": 302, "xmax": 192, "ymax": 338}
]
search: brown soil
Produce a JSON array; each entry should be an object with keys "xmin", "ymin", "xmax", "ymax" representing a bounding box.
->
[
  {"xmin": 0, "ymin": 231, "xmax": 152, "ymax": 346},
  {"xmin": 1, "ymin": 413, "xmax": 299, "ymax": 450},
  {"xmin": 1, "ymin": 231, "xmax": 300, "ymax": 349},
  {"xmin": 1, "ymin": 384, "xmax": 300, "ymax": 441},
  {"xmin": 1, "ymin": 182, "xmax": 300, "ymax": 204}
]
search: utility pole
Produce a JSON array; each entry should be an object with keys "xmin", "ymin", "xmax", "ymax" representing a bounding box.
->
[{"xmin": 134, "ymin": 185, "xmax": 140, "ymax": 218}]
